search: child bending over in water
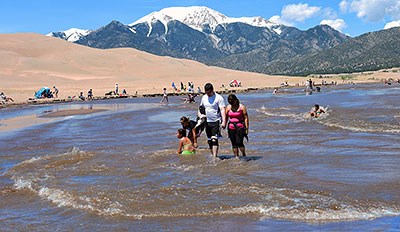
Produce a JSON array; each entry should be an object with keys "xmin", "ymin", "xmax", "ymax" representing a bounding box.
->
[
  {"xmin": 176, "ymin": 129, "xmax": 195, "ymax": 155},
  {"xmin": 309, "ymin": 104, "xmax": 325, "ymax": 118}
]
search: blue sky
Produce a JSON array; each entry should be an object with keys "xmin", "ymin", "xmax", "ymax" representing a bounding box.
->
[{"xmin": 1, "ymin": 0, "xmax": 400, "ymax": 37}]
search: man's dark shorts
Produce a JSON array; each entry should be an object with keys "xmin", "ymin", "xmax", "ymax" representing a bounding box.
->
[{"xmin": 206, "ymin": 121, "xmax": 220, "ymax": 140}]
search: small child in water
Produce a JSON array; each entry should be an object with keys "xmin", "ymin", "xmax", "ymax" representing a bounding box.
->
[
  {"xmin": 177, "ymin": 129, "xmax": 195, "ymax": 155},
  {"xmin": 309, "ymin": 104, "xmax": 325, "ymax": 118}
]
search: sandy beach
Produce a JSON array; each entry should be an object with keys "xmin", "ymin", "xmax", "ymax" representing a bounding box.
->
[{"xmin": 1, "ymin": 33, "xmax": 397, "ymax": 107}]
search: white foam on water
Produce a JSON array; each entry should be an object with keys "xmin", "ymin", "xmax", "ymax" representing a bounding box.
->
[
  {"xmin": 256, "ymin": 107, "xmax": 300, "ymax": 118},
  {"xmin": 221, "ymin": 203, "xmax": 400, "ymax": 222},
  {"xmin": 12, "ymin": 175, "xmax": 126, "ymax": 216},
  {"xmin": 321, "ymin": 121, "xmax": 400, "ymax": 134}
]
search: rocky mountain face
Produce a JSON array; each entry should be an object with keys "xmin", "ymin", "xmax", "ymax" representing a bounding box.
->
[
  {"xmin": 262, "ymin": 27, "xmax": 400, "ymax": 76},
  {"xmin": 49, "ymin": 6, "xmax": 372, "ymax": 75}
]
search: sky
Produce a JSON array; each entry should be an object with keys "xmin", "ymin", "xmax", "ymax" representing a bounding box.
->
[{"xmin": 1, "ymin": 0, "xmax": 400, "ymax": 37}]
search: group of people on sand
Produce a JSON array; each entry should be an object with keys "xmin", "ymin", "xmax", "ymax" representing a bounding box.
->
[
  {"xmin": 160, "ymin": 86, "xmax": 199, "ymax": 104},
  {"xmin": 176, "ymin": 83, "xmax": 249, "ymax": 158}
]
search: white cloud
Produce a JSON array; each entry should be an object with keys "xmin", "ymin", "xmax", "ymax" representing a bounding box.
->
[
  {"xmin": 269, "ymin": 15, "xmax": 293, "ymax": 26},
  {"xmin": 280, "ymin": 3, "xmax": 321, "ymax": 23},
  {"xmin": 342, "ymin": 0, "xmax": 400, "ymax": 22},
  {"xmin": 320, "ymin": 19, "xmax": 347, "ymax": 31},
  {"xmin": 322, "ymin": 8, "xmax": 338, "ymax": 20},
  {"xmin": 384, "ymin": 20, "xmax": 400, "ymax": 29},
  {"xmin": 339, "ymin": 1, "xmax": 349, "ymax": 12}
]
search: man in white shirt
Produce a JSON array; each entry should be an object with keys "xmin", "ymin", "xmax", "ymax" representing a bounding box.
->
[{"xmin": 200, "ymin": 83, "xmax": 226, "ymax": 157}]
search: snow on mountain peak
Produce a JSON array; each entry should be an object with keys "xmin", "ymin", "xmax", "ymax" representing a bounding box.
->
[
  {"xmin": 159, "ymin": 6, "xmax": 228, "ymax": 31},
  {"xmin": 130, "ymin": 6, "xmax": 280, "ymax": 33},
  {"xmin": 46, "ymin": 28, "xmax": 91, "ymax": 42}
]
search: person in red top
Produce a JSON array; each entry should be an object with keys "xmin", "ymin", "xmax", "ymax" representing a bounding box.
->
[{"xmin": 225, "ymin": 94, "xmax": 249, "ymax": 157}]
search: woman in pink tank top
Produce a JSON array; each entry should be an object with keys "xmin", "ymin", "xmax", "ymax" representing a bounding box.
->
[{"xmin": 225, "ymin": 94, "xmax": 249, "ymax": 157}]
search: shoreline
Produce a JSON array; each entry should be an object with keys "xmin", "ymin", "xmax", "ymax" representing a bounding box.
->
[{"xmin": 0, "ymin": 79, "xmax": 383, "ymax": 109}]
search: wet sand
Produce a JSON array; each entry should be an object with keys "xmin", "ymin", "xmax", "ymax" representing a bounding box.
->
[
  {"xmin": 40, "ymin": 108, "xmax": 107, "ymax": 118},
  {"xmin": 0, "ymin": 108, "xmax": 108, "ymax": 133}
]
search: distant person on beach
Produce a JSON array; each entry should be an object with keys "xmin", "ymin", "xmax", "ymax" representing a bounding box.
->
[
  {"xmin": 87, "ymin": 89, "xmax": 93, "ymax": 100},
  {"xmin": 309, "ymin": 104, "xmax": 325, "ymax": 118},
  {"xmin": 225, "ymin": 94, "xmax": 249, "ymax": 157},
  {"xmin": 79, "ymin": 92, "xmax": 85, "ymax": 101},
  {"xmin": 200, "ymin": 83, "xmax": 226, "ymax": 157},
  {"xmin": 272, "ymin": 88, "xmax": 278, "ymax": 94},
  {"xmin": 172, "ymin": 82, "xmax": 177, "ymax": 92},
  {"xmin": 160, "ymin": 88, "xmax": 169, "ymax": 104},
  {"xmin": 181, "ymin": 93, "xmax": 196, "ymax": 103},
  {"xmin": 122, "ymin": 89, "xmax": 127, "ymax": 95},
  {"xmin": 0, "ymin": 92, "xmax": 14, "ymax": 103},
  {"xmin": 306, "ymin": 79, "xmax": 313, "ymax": 92},
  {"xmin": 197, "ymin": 87, "xmax": 202, "ymax": 94},
  {"xmin": 115, "ymin": 83, "xmax": 119, "ymax": 95},
  {"xmin": 53, "ymin": 86, "xmax": 59, "ymax": 98},
  {"xmin": 176, "ymin": 129, "xmax": 195, "ymax": 155}
]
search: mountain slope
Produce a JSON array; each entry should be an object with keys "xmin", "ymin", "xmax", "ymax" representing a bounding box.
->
[
  {"xmin": 49, "ymin": 6, "xmax": 351, "ymax": 75},
  {"xmin": 211, "ymin": 25, "xmax": 349, "ymax": 72},
  {"xmin": 263, "ymin": 27, "xmax": 400, "ymax": 75}
]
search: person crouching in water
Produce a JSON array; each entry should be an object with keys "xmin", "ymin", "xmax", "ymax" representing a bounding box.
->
[
  {"xmin": 177, "ymin": 129, "xmax": 195, "ymax": 155},
  {"xmin": 226, "ymin": 94, "xmax": 249, "ymax": 157},
  {"xmin": 309, "ymin": 104, "xmax": 325, "ymax": 118},
  {"xmin": 180, "ymin": 116, "xmax": 198, "ymax": 148}
]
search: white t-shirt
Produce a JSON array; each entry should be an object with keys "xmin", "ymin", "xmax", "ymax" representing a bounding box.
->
[{"xmin": 200, "ymin": 93, "xmax": 225, "ymax": 123}]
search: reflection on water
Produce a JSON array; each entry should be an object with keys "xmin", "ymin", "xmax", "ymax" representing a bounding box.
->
[{"xmin": 1, "ymin": 84, "xmax": 400, "ymax": 231}]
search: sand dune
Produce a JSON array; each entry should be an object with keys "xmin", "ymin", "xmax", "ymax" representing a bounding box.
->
[{"xmin": 0, "ymin": 33, "xmax": 388, "ymax": 103}]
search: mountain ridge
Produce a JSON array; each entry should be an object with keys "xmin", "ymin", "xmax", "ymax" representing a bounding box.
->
[{"xmin": 47, "ymin": 6, "xmax": 399, "ymax": 76}]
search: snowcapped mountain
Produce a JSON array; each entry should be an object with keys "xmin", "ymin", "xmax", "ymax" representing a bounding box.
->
[
  {"xmin": 130, "ymin": 6, "xmax": 282, "ymax": 34},
  {"xmin": 46, "ymin": 28, "xmax": 91, "ymax": 42},
  {"xmin": 48, "ymin": 6, "xmax": 349, "ymax": 75}
]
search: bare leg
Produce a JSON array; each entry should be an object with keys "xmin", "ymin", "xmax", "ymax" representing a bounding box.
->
[
  {"xmin": 239, "ymin": 146, "xmax": 246, "ymax": 157},
  {"xmin": 212, "ymin": 145, "xmax": 218, "ymax": 157},
  {"xmin": 232, "ymin": 147, "xmax": 239, "ymax": 157}
]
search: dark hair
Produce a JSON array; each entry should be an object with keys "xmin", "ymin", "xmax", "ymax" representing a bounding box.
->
[
  {"xmin": 178, "ymin": 128, "xmax": 186, "ymax": 137},
  {"xmin": 314, "ymin": 104, "xmax": 320, "ymax": 109},
  {"xmin": 180, "ymin": 116, "xmax": 189, "ymax": 123},
  {"xmin": 204, "ymin": 83, "xmax": 214, "ymax": 92},
  {"xmin": 228, "ymin": 94, "xmax": 239, "ymax": 104},
  {"xmin": 199, "ymin": 105, "xmax": 205, "ymax": 114}
]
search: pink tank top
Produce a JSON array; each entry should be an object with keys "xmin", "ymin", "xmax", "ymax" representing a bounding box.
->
[{"xmin": 228, "ymin": 105, "xmax": 245, "ymax": 130}]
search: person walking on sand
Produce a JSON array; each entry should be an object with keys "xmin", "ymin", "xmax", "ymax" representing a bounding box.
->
[
  {"xmin": 115, "ymin": 83, "xmax": 119, "ymax": 95},
  {"xmin": 200, "ymin": 83, "xmax": 226, "ymax": 157},
  {"xmin": 226, "ymin": 94, "xmax": 249, "ymax": 157},
  {"xmin": 53, "ymin": 86, "xmax": 59, "ymax": 98},
  {"xmin": 160, "ymin": 88, "xmax": 169, "ymax": 104},
  {"xmin": 87, "ymin": 89, "xmax": 93, "ymax": 100}
]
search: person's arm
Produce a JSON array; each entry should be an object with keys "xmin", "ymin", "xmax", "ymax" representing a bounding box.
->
[
  {"xmin": 221, "ymin": 105, "xmax": 227, "ymax": 129},
  {"xmin": 177, "ymin": 140, "xmax": 183, "ymax": 154},
  {"xmin": 191, "ymin": 127, "xmax": 198, "ymax": 148},
  {"xmin": 225, "ymin": 105, "xmax": 231, "ymax": 127},
  {"xmin": 220, "ymin": 97, "xmax": 227, "ymax": 129},
  {"xmin": 242, "ymin": 105, "xmax": 249, "ymax": 134}
]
